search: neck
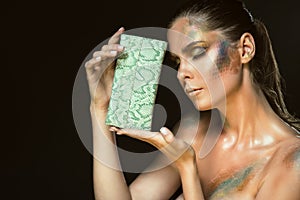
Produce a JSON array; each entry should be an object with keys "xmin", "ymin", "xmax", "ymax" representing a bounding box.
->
[{"xmin": 216, "ymin": 68, "xmax": 290, "ymax": 149}]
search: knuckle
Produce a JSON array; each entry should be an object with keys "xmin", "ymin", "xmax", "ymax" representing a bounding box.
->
[
  {"xmin": 84, "ymin": 60, "xmax": 91, "ymax": 68},
  {"xmin": 112, "ymin": 44, "xmax": 119, "ymax": 49},
  {"xmin": 101, "ymin": 45, "xmax": 108, "ymax": 50},
  {"xmin": 93, "ymin": 51, "xmax": 100, "ymax": 57}
]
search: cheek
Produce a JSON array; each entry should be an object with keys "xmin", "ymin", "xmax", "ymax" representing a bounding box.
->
[
  {"xmin": 194, "ymin": 52, "xmax": 224, "ymax": 83},
  {"xmin": 196, "ymin": 46, "xmax": 242, "ymax": 104},
  {"xmin": 215, "ymin": 41, "xmax": 242, "ymax": 75},
  {"xmin": 195, "ymin": 60, "xmax": 226, "ymax": 104},
  {"xmin": 218, "ymin": 48, "xmax": 243, "ymax": 96},
  {"xmin": 207, "ymin": 42, "xmax": 242, "ymax": 88},
  {"xmin": 193, "ymin": 42, "xmax": 231, "ymax": 81},
  {"xmin": 216, "ymin": 41, "xmax": 231, "ymax": 69}
]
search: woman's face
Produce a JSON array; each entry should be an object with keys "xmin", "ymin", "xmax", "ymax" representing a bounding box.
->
[{"xmin": 168, "ymin": 17, "xmax": 243, "ymax": 111}]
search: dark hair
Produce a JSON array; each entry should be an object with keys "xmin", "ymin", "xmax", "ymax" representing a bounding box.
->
[{"xmin": 170, "ymin": 0, "xmax": 300, "ymax": 132}]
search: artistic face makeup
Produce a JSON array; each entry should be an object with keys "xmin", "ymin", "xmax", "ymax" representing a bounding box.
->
[
  {"xmin": 182, "ymin": 41, "xmax": 208, "ymax": 61},
  {"xmin": 216, "ymin": 41, "xmax": 231, "ymax": 69},
  {"xmin": 168, "ymin": 17, "xmax": 242, "ymax": 111},
  {"xmin": 210, "ymin": 40, "xmax": 240, "ymax": 78},
  {"xmin": 184, "ymin": 24, "xmax": 203, "ymax": 40}
]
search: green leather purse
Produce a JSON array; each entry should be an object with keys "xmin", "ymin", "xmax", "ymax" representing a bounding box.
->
[{"xmin": 105, "ymin": 34, "xmax": 167, "ymax": 130}]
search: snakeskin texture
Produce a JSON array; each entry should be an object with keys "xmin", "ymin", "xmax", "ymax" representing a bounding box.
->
[{"xmin": 105, "ymin": 34, "xmax": 167, "ymax": 130}]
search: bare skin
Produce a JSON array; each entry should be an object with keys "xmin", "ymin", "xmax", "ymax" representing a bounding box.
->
[{"xmin": 86, "ymin": 18, "xmax": 300, "ymax": 200}]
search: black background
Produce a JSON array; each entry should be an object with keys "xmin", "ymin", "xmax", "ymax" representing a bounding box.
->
[{"xmin": 5, "ymin": 0, "xmax": 300, "ymax": 199}]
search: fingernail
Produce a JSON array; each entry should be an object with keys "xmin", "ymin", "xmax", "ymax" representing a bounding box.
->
[
  {"xmin": 109, "ymin": 126, "xmax": 118, "ymax": 131},
  {"xmin": 117, "ymin": 45, "xmax": 124, "ymax": 51},
  {"xmin": 160, "ymin": 127, "xmax": 168, "ymax": 135},
  {"xmin": 116, "ymin": 131, "xmax": 122, "ymax": 135},
  {"xmin": 95, "ymin": 56, "xmax": 101, "ymax": 61},
  {"xmin": 118, "ymin": 27, "xmax": 124, "ymax": 31},
  {"xmin": 110, "ymin": 50, "xmax": 117, "ymax": 55}
]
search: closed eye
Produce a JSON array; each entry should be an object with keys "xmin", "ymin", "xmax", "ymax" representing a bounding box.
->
[{"xmin": 191, "ymin": 47, "xmax": 207, "ymax": 60}]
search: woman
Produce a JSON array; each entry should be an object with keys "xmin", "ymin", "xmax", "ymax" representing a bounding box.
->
[{"xmin": 85, "ymin": 0, "xmax": 300, "ymax": 199}]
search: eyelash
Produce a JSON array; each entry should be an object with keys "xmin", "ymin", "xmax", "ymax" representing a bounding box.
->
[
  {"xmin": 169, "ymin": 46, "xmax": 207, "ymax": 70},
  {"xmin": 192, "ymin": 47, "xmax": 207, "ymax": 60}
]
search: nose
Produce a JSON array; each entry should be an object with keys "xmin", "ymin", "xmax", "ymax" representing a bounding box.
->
[{"xmin": 177, "ymin": 59, "xmax": 194, "ymax": 80}]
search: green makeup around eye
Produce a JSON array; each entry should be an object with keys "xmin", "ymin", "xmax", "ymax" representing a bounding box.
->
[{"xmin": 191, "ymin": 46, "xmax": 207, "ymax": 60}]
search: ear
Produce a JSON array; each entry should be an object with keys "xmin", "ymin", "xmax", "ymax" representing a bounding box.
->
[{"xmin": 238, "ymin": 33, "xmax": 255, "ymax": 64}]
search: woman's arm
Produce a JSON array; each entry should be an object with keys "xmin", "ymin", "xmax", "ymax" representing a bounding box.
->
[
  {"xmin": 92, "ymin": 107, "xmax": 182, "ymax": 200},
  {"xmin": 87, "ymin": 28, "xmax": 183, "ymax": 199},
  {"xmin": 113, "ymin": 124, "xmax": 206, "ymax": 200},
  {"xmin": 177, "ymin": 157, "xmax": 205, "ymax": 200},
  {"xmin": 87, "ymin": 28, "xmax": 207, "ymax": 199},
  {"xmin": 91, "ymin": 107, "xmax": 132, "ymax": 200}
]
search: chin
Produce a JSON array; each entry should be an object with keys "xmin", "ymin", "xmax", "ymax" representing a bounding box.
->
[{"xmin": 192, "ymin": 99, "xmax": 213, "ymax": 111}]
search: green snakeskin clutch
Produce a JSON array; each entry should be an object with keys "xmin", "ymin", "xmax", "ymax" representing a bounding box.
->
[{"xmin": 105, "ymin": 34, "xmax": 167, "ymax": 130}]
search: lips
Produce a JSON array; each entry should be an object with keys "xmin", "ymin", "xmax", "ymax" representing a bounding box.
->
[{"xmin": 185, "ymin": 87, "xmax": 204, "ymax": 96}]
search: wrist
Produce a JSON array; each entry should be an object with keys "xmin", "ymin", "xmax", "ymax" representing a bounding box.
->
[
  {"xmin": 90, "ymin": 103, "xmax": 108, "ymax": 114},
  {"xmin": 176, "ymin": 157, "xmax": 197, "ymax": 173},
  {"xmin": 89, "ymin": 104, "xmax": 109, "ymax": 125},
  {"xmin": 174, "ymin": 148, "xmax": 197, "ymax": 172}
]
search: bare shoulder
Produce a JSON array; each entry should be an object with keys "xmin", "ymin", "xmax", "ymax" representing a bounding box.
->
[
  {"xmin": 271, "ymin": 135, "xmax": 300, "ymax": 169},
  {"xmin": 281, "ymin": 137, "xmax": 300, "ymax": 168},
  {"xmin": 256, "ymin": 136, "xmax": 300, "ymax": 199}
]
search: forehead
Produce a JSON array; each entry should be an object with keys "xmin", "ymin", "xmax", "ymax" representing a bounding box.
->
[{"xmin": 168, "ymin": 17, "xmax": 221, "ymax": 54}]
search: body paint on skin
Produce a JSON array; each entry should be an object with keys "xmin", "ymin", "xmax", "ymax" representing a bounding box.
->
[
  {"xmin": 209, "ymin": 165, "xmax": 254, "ymax": 199},
  {"xmin": 216, "ymin": 40, "xmax": 231, "ymax": 69},
  {"xmin": 284, "ymin": 144, "xmax": 300, "ymax": 170},
  {"xmin": 212, "ymin": 40, "xmax": 241, "ymax": 78},
  {"xmin": 210, "ymin": 40, "xmax": 231, "ymax": 78},
  {"xmin": 295, "ymin": 149, "xmax": 300, "ymax": 181},
  {"xmin": 295, "ymin": 149, "xmax": 300, "ymax": 170},
  {"xmin": 184, "ymin": 24, "xmax": 203, "ymax": 40},
  {"xmin": 187, "ymin": 29, "xmax": 201, "ymax": 40},
  {"xmin": 182, "ymin": 22, "xmax": 238, "ymax": 79},
  {"xmin": 282, "ymin": 145, "xmax": 300, "ymax": 181}
]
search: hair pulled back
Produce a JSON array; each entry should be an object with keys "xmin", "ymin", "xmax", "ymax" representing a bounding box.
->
[{"xmin": 170, "ymin": 0, "xmax": 300, "ymax": 132}]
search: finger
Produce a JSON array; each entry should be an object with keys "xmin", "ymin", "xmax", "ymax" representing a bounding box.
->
[
  {"xmin": 108, "ymin": 27, "xmax": 125, "ymax": 45},
  {"xmin": 160, "ymin": 127, "xmax": 175, "ymax": 144},
  {"xmin": 85, "ymin": 53, "xmax": 112, "ymax": 70},
  {"xmin": 84, "ymin": 55, "xmax": 115, "ymax": 77},
  {"xmin": 84, "ymin": 51, "xmax": 117, "ymax": 70},
  {"xmin": 159, "ymin": 128, "xmax": 189, "ymax": 158},
  {"xmin": 84, "ymin": 57, "xmax": 102, "ymax": 70},
  {"xmin": 118, "ymin": 128, "xmax": 150, "ymax": 136},
  {"xmin": 93, "ymin": 50, "xmax": 118, "ymax": 60},
  {"xmin": 100, "ymin": 44, "xmax": 124, "ymax": 52},
  {"xmin": 116, "ymin": 128, "xmax": 164, "ymax": 142},
  {"xmin": 109, "ymin": 126, "xmax": 120, "ymax": 132}
]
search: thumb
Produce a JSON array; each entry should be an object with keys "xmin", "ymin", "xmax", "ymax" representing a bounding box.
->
[{"xmin": 160, "ymin": 127, "xmax": 175, "ymax": 144}]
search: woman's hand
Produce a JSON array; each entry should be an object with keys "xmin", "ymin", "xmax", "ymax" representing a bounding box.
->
[
  {"xmin": 85, "ymin": 27, "xmax": 125, "ymax": 111},
  {"xmin": 109, "ymin": 126, "xmax": 196, "ymax": 169}
]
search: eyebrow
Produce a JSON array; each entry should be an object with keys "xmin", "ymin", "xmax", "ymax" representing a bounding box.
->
[{"xmin": 181, "ymin": 40, "xmax": 207, "ymax": 54}]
